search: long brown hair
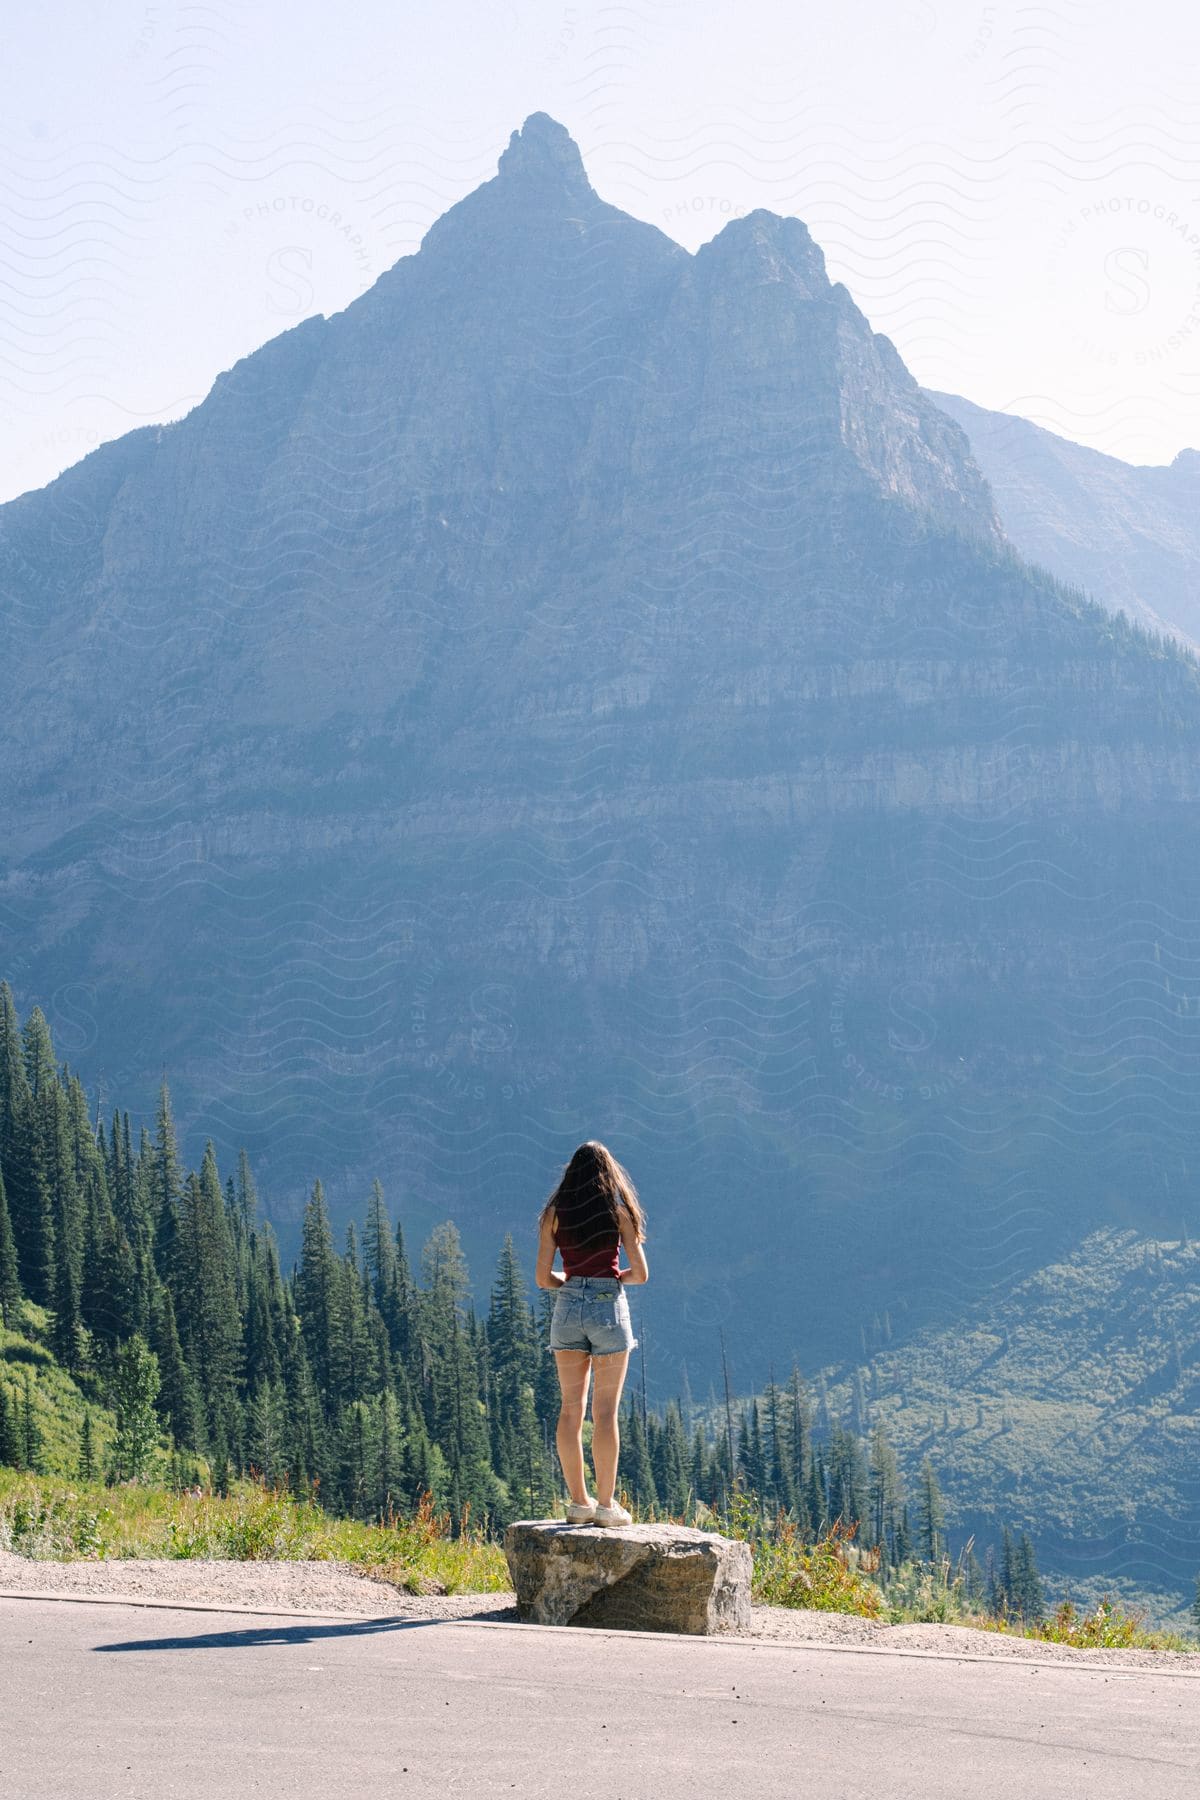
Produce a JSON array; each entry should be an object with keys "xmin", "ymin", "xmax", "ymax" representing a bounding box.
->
[{"xmin": 538, "ymin": 1140, "xmax": 647, "ymax": 1241}]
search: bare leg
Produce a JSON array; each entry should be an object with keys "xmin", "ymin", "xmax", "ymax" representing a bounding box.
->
[
  {"xmin": 553, "ymin": 1350, "xmax": 593, "ymax": 1505},
  {"xmin": 590, "ymin": 1350, "xmax": 631, "ymax": 1508}
]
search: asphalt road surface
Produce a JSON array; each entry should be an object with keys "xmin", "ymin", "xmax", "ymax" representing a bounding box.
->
[{"xmin": 2, "ymin": 1597, "xmax": 1198, "ymax": 1798}]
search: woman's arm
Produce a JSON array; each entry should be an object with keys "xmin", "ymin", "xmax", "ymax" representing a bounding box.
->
[
  {"xmin": 616, "ymin": 1206, "xmax": 649, "ymax": 1285},
  {"xmin": 535, "ymin": 1209, "xmax": 566, "ymax": 1289}
]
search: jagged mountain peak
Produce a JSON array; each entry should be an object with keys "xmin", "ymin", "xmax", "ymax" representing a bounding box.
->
[
  {"xmin": 406, "ymin": 110, "xmax": 675, "ymax": 281},
  {"xmin": 496, "ymin": 112, "xmax": 592, "ymax": 194},
  {"xmin": 700, "ymin": 207, "xmax": 829, "ymax": 277}
]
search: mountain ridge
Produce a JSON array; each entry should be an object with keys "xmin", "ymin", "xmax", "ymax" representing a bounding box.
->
[{"xmin": 4, "ymin": 115, "xmax": 1200, "ymax": 1429}]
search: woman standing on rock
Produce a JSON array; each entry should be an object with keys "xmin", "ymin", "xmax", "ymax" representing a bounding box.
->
[{"xmin": 536, "ymin": 1141, "xmax": 649, "ymax": 1527}]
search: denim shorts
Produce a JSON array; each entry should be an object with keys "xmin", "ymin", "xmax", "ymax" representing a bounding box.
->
[{"xmin": 548, "ymin": 1277, "xmax": 638, "ymax": 1357}]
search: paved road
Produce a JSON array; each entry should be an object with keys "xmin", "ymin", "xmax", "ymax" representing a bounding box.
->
[{"xmin": 2, "ymin": 1598, "xmax": 1198, "ymax": 1798}]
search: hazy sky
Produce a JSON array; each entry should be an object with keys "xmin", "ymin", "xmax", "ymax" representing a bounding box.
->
[{"xmin": 4, "ymin": 0, "xmax": 1199, "ymax": 502}]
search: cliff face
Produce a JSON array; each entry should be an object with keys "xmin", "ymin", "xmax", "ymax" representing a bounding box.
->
[
  {"xmin": 4, "ymin": 114, "xmax": 1200, "ymax": 1395},
  {"xmin": 928, "ymin": 387, "xmax": 1200, "ymax": 651}
]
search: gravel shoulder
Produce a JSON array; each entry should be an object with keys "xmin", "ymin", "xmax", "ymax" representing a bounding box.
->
[{"xmin": 2, "ymin": 1551, "xmax": 1196, "ymax": 1670}]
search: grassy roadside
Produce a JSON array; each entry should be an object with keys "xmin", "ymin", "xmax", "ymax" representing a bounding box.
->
[
  {"xmin": 3, "ymin": 1471, "xmax": 1196, "ymax": 1650},
  {"xmin": 0, "ymin": 1471, "xmax": 509, "ymax": 1596}
]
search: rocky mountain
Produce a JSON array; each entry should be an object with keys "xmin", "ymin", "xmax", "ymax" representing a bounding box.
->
[
  {"xmin": 5, "ymin": 114, "xmax": 1200, "ymax": 1461},
  {"xmin": 927, "ymin": 388, "xmax": 1200, "ymax": 650}
]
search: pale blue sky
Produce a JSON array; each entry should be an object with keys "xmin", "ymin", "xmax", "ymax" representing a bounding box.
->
[{"xmin": 4, "ymin": 0, "xmax": 1199, "ymax": 501}]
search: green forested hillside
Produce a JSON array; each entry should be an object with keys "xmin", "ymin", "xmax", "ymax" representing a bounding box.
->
[
  {"xmin": 798, "ymin": 1228, "xmax": 1200, "ymax": 1627},
  {"xmin": 1, "ymin": 1304, "xmax": 117, "ymax": 1478},
  {"xmin": 0, "ymin": 980, "xmax": 916, "ymax": 1544},
  {"xmin": 10, "ymin": 976, "xmax": 1191, "ymax": 1633}
]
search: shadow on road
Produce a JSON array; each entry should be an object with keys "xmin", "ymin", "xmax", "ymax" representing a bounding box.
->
[{"xmin": 94, "ymin": 1611, "xmax": 520, "ymax": 1653}]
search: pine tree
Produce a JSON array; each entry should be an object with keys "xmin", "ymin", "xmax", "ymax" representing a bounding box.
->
[
  {"xmin": 0, "ymin": 1160, "xmax": 21, "ymax": 1326},
  {"xmin": 827, "ymin": 1422, "xmax": 868, "ymax": 1532},
  {"xmin": 998, "ymin": 1524, "xmax": 1016, "ymax": 1615},
  {"xmin": 336, "ymin": 1399, "xmax": 375, "ymax": 1519},
  {"xmin": 363, "ymin": 1180, "xmax": 397, "ymax": 1306},
  {"xmin": 1013, "ymin": 1532, "xmax": 1045, "ymax": 1623},
  {"xmin": 0, "ymin": 985, "xmax": 26, "ymax": 1160},
  {"xmin": 0, "ymin": 1382, "xmax": 19, "ymax": 1466},
  {"xmin": 916, "ymin": 1456, "xmax": 947, "ymax": 1561},
  {"xmin": 963, "ymin": 1542, "xmax": 987, "ymax": 1611},
  {"xmin": 985, "ymin": 1542, "xmax": 1002, "ymax": 1616},
  {"xmin": 246, "ymin": 1378, "xmax": 289, "ymax": 1487},
  {"xmin": 806, "ymin": 1444, "xmax": 826, "ymax": 1538},
  {"xmin": 110, "ymin": 1333, "xmax": 161, "ymax": 1482},
  {"xmin": 868, "ymin": 1422, "xmax": 903, "ymax": 1563},
  {"xmin": 148, "ymin": 1281, "xmax": 199, "ymax": 1449},
  {"xmin": 78, "ymin": 1410, "xmax": 96, "ymax": 1482},
  {"xmin": 21, "ymin": 1371, "xmax": 42, "ymax": 1472},
  {"xmin": 9, "ymin": 1076, "xmax": 56, "ymax": 1307},
  {"xmin": 175, "ymin": 1145, "xmax": 241, "ymax": 1448},
  {"xmin": 296, "ymin": 1180, "xmax": 339, "ymax": 1400},
  {"xmin": 621, "ymin": 1392, "xmax": 657, "ymax": 1510},
  {"xmin": 235, "ymin": 1149, "xmax": 259, "ymax": 1239},
  {"xmin": 151, "ymin": 1079, "xmax": 185, "ymax": 1286},
  {"xmin": 658, "ymin": 1400, "xmax": 690, "ymax": 1516},
  {"xmin": 374, "ymin": 1386, "xmax": 405, "ymax": 1517},
  {"xmin": 51, "ymin": 1202, "xmax": 83, "ymax": 1373}
]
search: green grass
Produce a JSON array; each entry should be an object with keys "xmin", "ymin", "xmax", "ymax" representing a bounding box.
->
[
  {"xmin": 0, "ymin": 1470, "xmax": 510, "ymax": 1595},
  {"xmin": 982, "ymin": 1597, "xmax": 1195, "ymax": 1652}
]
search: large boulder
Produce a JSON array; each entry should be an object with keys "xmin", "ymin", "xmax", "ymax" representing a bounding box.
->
[{"xmin": 503, "ymin": 1519, "xmax": 752, "ymax": 1634}]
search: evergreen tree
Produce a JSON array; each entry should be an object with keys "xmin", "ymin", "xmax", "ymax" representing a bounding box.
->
[
  {"xmin": 21, "ymin": 1371, "xmax": 42, "ymax": 1472},
  {"xmin": 1013, "ymin": 1532, "xmax": 1045, "ymax": 1623},
  {"xmin": 0, "ymin": 1160, "xmax": 21, "ymax": 1326},
  {"xmin": 657, "ymin": 1399, "xmax": 690, "ymax": 1516},
  {"xmin": 296, "ymin": 1180, "xmax": 339, "ymax": 1400},
  {"xmin": 374, "ymin": 1386, "xmax": 405, "ymax": 1517},
  {"xmin": 51, "ymin": 1259, "xmax": 83, "ymax": 1369},
  {"xmin": 963, "ymin": 1542, "xmax": 987, "ymax": 1611},
  {"xmin": 80, "ymin": 1161, "xmax": 135, "ymax": 1352},
  {"xmin": 916, "ymin": 1456, "xmax": 947, "ymax": 1562},
  {"xmin": 827, "ymin": 1422, "xmax": 869, "ymax": 1532},
  {"xmin": 46, "ymin": 1077, "xmax": 84, "ymax": 1364},
  {"xmin": 148, "ymin": 1281, "xmax": 199, "ymax": 1449},
  {"xmin": 363, "ymin": 1180, "xmax": 397, "ymax": 1305},
  {"xmin": 620, "ymin": 1392, "xmax": 657, "ymax": 1510},
  {"xmin": 0, "ymin": 1382, "xmax": 20, "ymax": 1466},
  {"xmin": 151, "ymin": 1079, "xmax": 185, "ymax": 1287},
  {"xmin": 998, "ymin": 1524, "xmax": 1016, "ymax": 1615},
  {"xmin": 110, "ymin": 1333, "xmax": 161, "ymax": 1482},
  {"xmin": 0, "ymin": 985, "xmax": 26, "ymax": 1161},
  {"xmin": 806, "ymin": 1444, "xmax": 826, "ymax": 1537},
  {"xmin": 175, "ymin": 1149, "xmax": 240, "ymax": 1449},
  {"xmin": 868, "ymin": 1423, "xmax": 903, "ymax": 1563},
  {"xmin": 985, "ymin": 1542, "xmax": 1002, "ymax": 1616},
  {"xmin": 8, "ymin": 1071, "xmax": 56, "ymax": 1307},
  {"xmin": 246, "ymin": 1378, "xmax": 289, "ymax": 1487},
  {"xmin": 78, "ymin": 1410, "xmax": 96, "ymax": 1482},
  {"xmin": 893, "ymin": 1501, "xmax": 913, "ymax": 1566}
]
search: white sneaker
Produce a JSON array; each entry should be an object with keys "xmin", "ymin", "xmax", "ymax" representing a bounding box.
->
[
  {"xmin": 565, "ymin": 1499, "xmax": 597, "ymax": 1523},
  {"xmin": 593, "ymin": 1501, "xmax": 633, "ymax": 1527}
]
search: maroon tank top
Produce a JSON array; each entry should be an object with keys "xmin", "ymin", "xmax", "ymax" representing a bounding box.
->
[{"xmin": 554, "ymin": 1182, "xmax": 621, "ymax": 1278}]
